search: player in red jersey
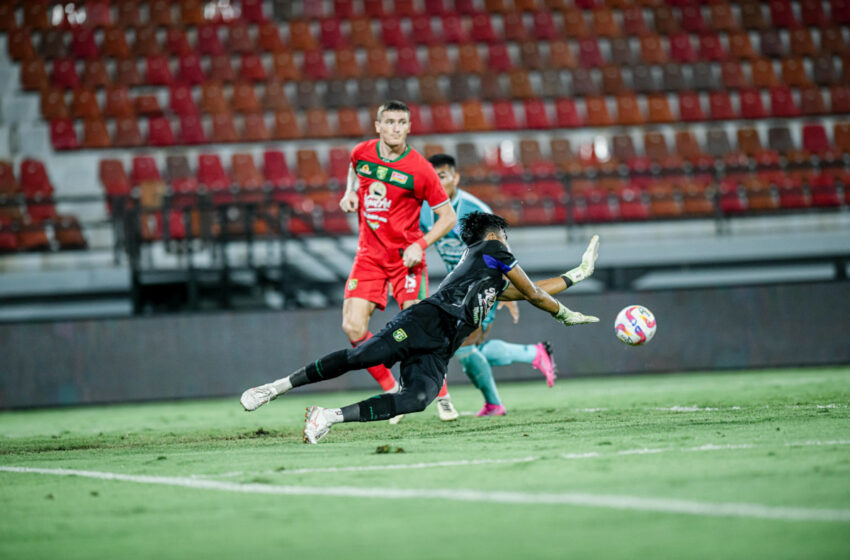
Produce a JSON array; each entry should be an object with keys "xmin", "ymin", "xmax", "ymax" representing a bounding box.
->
[{"xmin": 338, "ymin": 100, "xmax": 457, "ymax": 406}]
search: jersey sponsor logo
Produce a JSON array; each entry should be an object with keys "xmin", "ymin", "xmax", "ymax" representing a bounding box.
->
[
  {"xmin": 365, "ymin": 181, "xmax": 392, "ymax": 230},
  {"xmin": 358, "ymin": 163, "xmax": 371, "ymax": 175},
  {"xmin": 390, "ymin": 171, "xmax": 408, "ymax": 185},
  {"xmin": 392, "ymin": 328, "xmax": 408, "ymax": 342},
  {"xmin": 376, "ymin": 166, "xmax": 389, "ymax": 180},
  {"xmin": 347, "ymin": 278, "xmax": 358, "ymax": 291},
  {"xmin": 472, "ymin": 287, "xmax": 498, "ymax": 326}
]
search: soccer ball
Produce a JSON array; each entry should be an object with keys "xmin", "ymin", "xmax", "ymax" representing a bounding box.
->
[{"xmin": 614, "ymin": 305, "xmax": 657, "ymax": 346}]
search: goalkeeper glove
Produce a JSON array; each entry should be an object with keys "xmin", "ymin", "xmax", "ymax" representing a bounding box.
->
[
  {"xmin": 552, "ymin": 302, "xmax": 599, "ymax": 326},
  {"xmin": 563, "ymin": 235, "xmax": 600, "ymax": 286}
]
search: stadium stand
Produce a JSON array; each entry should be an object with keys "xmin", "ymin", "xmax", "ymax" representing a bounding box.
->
[{"xmin": 0, "ymin": 0, "xmax": 848, "ymax": 316}]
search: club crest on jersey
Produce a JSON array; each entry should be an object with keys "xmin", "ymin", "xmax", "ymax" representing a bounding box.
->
[
  {"xmin": 392, "ymin": 328, "xmax": 408, "ymax": 342},
  {"xmin": 358, "ymin": 163, "xmax": 371, "ymax": 175},
  {"xmin": 348, "ymin": 279, "xmax": 358, "ymax": 290},
  {"xmin": 376, "ymin": 166, "xmax": 389, "ymax": 180},
  {"xmin": 390, "ymin": 171, "xmax": 408, "ymax": 185}
]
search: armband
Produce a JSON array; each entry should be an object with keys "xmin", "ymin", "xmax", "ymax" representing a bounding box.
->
[{"xmin": 415, "ymin": 238, "xmax": 428, "ymax": 250}]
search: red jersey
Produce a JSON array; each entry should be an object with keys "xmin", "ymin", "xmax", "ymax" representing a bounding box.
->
[{"xmin": 350, "ymin": 139, "xmax": 449, "ymax": 261}]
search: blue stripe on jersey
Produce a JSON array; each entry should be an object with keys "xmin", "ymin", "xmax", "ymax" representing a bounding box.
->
[{"xmin": 483, "ymin": 254, "xmax": 517, "ymax": 274}]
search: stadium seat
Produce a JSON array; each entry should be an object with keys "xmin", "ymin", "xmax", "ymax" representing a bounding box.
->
[
  {"xmin": 211, "ymin": 113, "xmax": 239, "ymax": 143},
  {"xmin": 147, "ymin": 117, "xmax": 175, "ymax": 147},
  {"xmin": 263, "ymin": 151, "xmax": 296, "ymax": 190},
  {"xmin": 699, "ymin": 34, "xmax": 726, "ymax": 62},
  {"xmin": 198, "ymin": 154, "xmax": 232, "ymax": 204},
  {"xmin": 751, "ymin": 58, "xmax": 779, "ymax": 88},
  {"xmin": 509, "ymin": 70, "xmax": 535, "ymax": 99},
  {"xmin": 8, "ymin": 29, "xmax": 35, "ymax": 61},
  {"xmin": 349, "ymin": 17, "xmax": 378, "ymax": 48},
  {"xmin": 586, "ymin": 96, "xmax": 613, "ymax": 127},
  {"xmin": 652, "ymin": 5, "xmax": 679, "ymax": 35},
  {"xmin": 524, "ymin": 99, "xmax": 551, "ymax": 129},
  {"xmin": 145, "ymin": 55, "xmax": 173, "ymax": 86},
  {"xmin": 632, "ymin": 65, "xmax": 658, "ymax": 93},
  {"xmin": 802, "ymin": 124, "xmax": 831, "ymax": 156},
  {"xmin": 740, "ymin": 2, "xmax": 768, "ymax": 29},
  {"xmin": 759, "ymin": 30, "xmax": 785, "ymax": 58},
  {"xmin": 180, "ymin": 0, "xmax": 205, "ymax": 25},
  {"xmin": 728, "ymin": 31, "xmax": 756, "ymax": 61},
  {"xmin": 49, "ymin": 120, "xmax": 77, "ymax": 151},
  {"xmin": 781, "ymin": 58, "xmax": 810, "ymax": 88},
  {"xmin": 821, "ymin": 27, "xmax": 848, "ymax": 56},
  {"xmin": 809, "ymin": 174, "xmax": 842, "ymax": 207},
  {"xmin": 176, "ymin": 54, "xmax": 205, "ymax": 85},
  {"xmin": 179, "ymin": 115, "xmax": 207, "ymax": 145},
  {"xmin": 202, "ymin": 83, "xmax": 230, "ymax": 115},
  {"xmin": 578, "ymin": 38, "xmax": 605, "ymax": 68},
  {"xmin": 150, "ymin": 0, "xmax": 175, "ymax": 25},
  {"xmin": 296, "ymin": 150, "xmax": 328, "ymax": 188},
  {"xmin": 540, "ymin": 70, "xmax": 563, "ymax": 98},
  {"xmin": 503, "ymin": 13, "xmax": 528, "ymax": 42},
  {"xmin": 487, "ymin": 43, "xmax": 513, "ymax": 73},
  {"xmin": 208, "ymin": 54, "xmax": 236, "ymax": 83},
  {"xmin": 601, "ymin": 65, "xmax": 626, "ymax": 95},
  {"xmin": 51, "ymin": 58, "xmax": 79, "ymax": 90},
  {"xmin": 692, "ymin": 63, "xmax": 717, "ymax": 92},
  {"xmin": 337, "ymin": 108, "xmax": 363, "ymax": 137},
  {"xmin": 800, "ymin": 87, "xmax": 827, "ymax": 116},
  {"xmin": 480, "ymin": 73, "xmax": 507, "ymax": 101},
  {"xmin": 364, "ymin": 47, "xmax": 393, "ymax": 78},
  {"xmin": 81, "ymin": 60, "xmax": 110, "ymax": 89},
  {"xmin": 396, "ymin": 46, "xmax": 422, "ymax": 77},
  {"xmin": 273, "ymin": 110, "xmax": 301, "ymax": 140},
  {"xmin": 555, "ymin": 98, "xmax": 581, "ymax": 128},
  {"xmin": 258, "ymin": 22, "xmax": 286, "ymax": 52},
  {"xmin": 21, "ymin": 59, "xmax": 48, "ymax": 91},
  {"xmin": 769, "ymin": 0, "xmax": 797, "ymax": 27},
  {"xmin": 616, "ymin": 93, "xmax": 643, "ymax": 125},
  {"xmin": 104, "ymin": 86, "xmax": 134, "ymax": 119},
  {"xmin": 710, "ymin": 3, "xmax": 739, "ymax": 33},
  {"xmin": 562, "ymin": 7, "xmax": 589, "ymax": 38},
  {"xmin": 813, "ymin": 56, "xmax": 839, "ymax": 86},
  {"xmin": 640, "ymin": 35, "xmax": 667, "ymax": 65},
  {"xmin": 831, "ymin": 86, "xmax": 850, "ymax": 113},
  {"xmin": 41, "ymin": 88, "xmax": 69, "ymax": 120},
  {"xmin": 232, "ymin": 82, "xmax": 260, "ymax": 114},
  {"xmin": 493, "ymin": 100, "xmax": 519, "ymax": 130},
  {"xmin": 240, "ymin": 54, "xmax": 267, "ymax": 82},
  {"xmin": 71, "ymin": 88, "xmax": 100, "ymax": 120},
  {"xmin": 470, "ymin": 12, "xmax": 498, "ymax": 43},
  {"xmin": 228, "ymin": 22, "xmax": 255, "ymax": 54},
  {"xmin": 170, "ymin": 85, "xmax": 199, "ymax": 116},
  {"xmin": 571, "ymin": 68, "xmax": 598, "ymax": 97},
  {"xmin": 647, "ymin": 94, "xmax": 673, "ymax": 123},
  {"xmin": 304, "ymin": 108, "xmax": 332, "ymax": 138},
  {"xmin": 709, "ymin": 91, "xmax": 735, "ymax": 120},
  {"xmin": 740, "ymin": 88, "xmax": 767, "ymax": 119},
  {"xmin": 39, "ymin": 30, "xmax": 66, "ymax": 60},
  {"xmin": 770, "ymin": 86, "xmax": 799, "ymax": 117},
  {"xmin": 549, "ymin": 40, "xmax": 577, "ymax": 69},
  {"xmin": 721, "ymin": 61, "xmax": 747, "ymax": 90},
  {"xmin": 165, "ymin": 29, "xmax": 193, "ymax": 57},
  {"xmin": 609, "ymin": 38, "xmax": 636, "ymax": 66},
  {"xmin": 460, "ymin": 100, "xmax": 491, "ymax": 131},
  {"xmin": 133, "ymin": 26, "xmax": 161, "ymax": 57},
  {"xmin": 271, "ymin": 52, "xmax": 300, "ymax": 81},
  {"xmin": 593, "ymin": 7, "xmax": 621, "ymax": 37},
  {"xmin": 670, "ymin": 33, "xmax": 697, "ymax": 63},
  {"xmin": 102, "ymin": 27, "xmax": 131, "ymax": 59}
]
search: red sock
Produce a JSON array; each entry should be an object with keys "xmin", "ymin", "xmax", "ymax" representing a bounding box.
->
[
  {"xmin": 437, "ymin": 380, "xmax": 449, "ymax": 398},
  {"xmin": 351, "ymin": 332, "xmax": 398, "ymax": 392}
]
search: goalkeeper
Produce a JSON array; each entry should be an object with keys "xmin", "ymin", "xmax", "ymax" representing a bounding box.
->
[
  {"xmin": 240, "ymin": 212, "xmax": 600, "ymax": 444},
  {"xmin": 421, "ymin": 153, "xmax": 600, "ymax": 417}
]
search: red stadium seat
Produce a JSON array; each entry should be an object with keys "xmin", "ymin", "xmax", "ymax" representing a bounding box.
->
[
  {"xmin": 670, "ymin": 33, "xmax": 697, "ymax": 63},
  {"xmin": 769, "ymin": 0, "xmax": 798, "ymax": 27},
  {"xmin": 492, "ymin": 100, "xmax": 518, "ymax": 130},
  {"xmin": 146, "ymin": 55, "xmax": 173, "ymax": 86},
  {"xmin": 677, "ymin": 92, "xmax": 705, "ymax": 122},
  {"xmin": 320, "ymin": 18, "xmax": 347, "ymax": 49},
  {"xmin": 208, "ymin": 54, "xmax": 236, "ymax": 83},
  {"xmin": 770, "ymin": 86, "xmax": 798, "ymax": 118},
  {"xmin": 71, "ymin": 27, "xmax": 99, "ymax": 59},
  {"xmin": 487, "ymin": 44, "xmax": 513, "ymax": 73},
  {"xmin": 52, "ymin": 59, "xmax": 79, "ymax": 89},
  {"xmin": 802, "ymin": 124, "xmax": 831, "ymax": 155},
  {"xmin": 258, "ymin": 22, "xmax": 286, "ymax": 53},
  {"xmin": 524, "ymin": 99, "xmax": 551, "ymax": 129},
  {"xmin": 699, "ymin": 34, "xmax": 726, "ymax": 62},
  {"xmin": 170, "ymin": 85, "xmax": 199, "ymax": 116},
  {"xmin": 470, "ymin": 12, "xmax": 497, "ymax": 43},
  {"xmin": 179, "ymin": 115, "xmax": 207, "ymax": 145},
  {"xmin": 303, "ymin": 50, "xmax": 329, "ymax": 81},
  {"xmin": 430, "ymin": 103, "xmax": 457, "ymax": 134},
  {"xmin": 198, "ymin": 25, "xmax": 225, "ymax": 56},
  {"xmin": 148, "ymin": 117, "xmax": 176, "ymax": 147},
  {"xmin": 396, "ymin": 46, "xmax": 422, "ymax": 77},
  {"xmin": 241, "ymin": 54, "xmax": 267, "ymax": 82},
  {"xmin": 211, "ymin": 113, "xmax": 239, "ymax": 143},
  {"xmin": 578, "ymin": 38, "xmax": 605, "ymax": 68},
  {"xmin": 739, "ymin": 89, "xmax": 767, "ymax": 119},
  {"xmin": 709, "ymin": 91, "xmax": 735, "ymax": 120},
  {"xmin": 555, "ymin": 98, "xmax": 581, "ymax": 128},
  {"xmin": 263, "ymin": 151, "xmax": 296, "ymax": 189},
  {"xmin": 50, "ymin": 120, "xmax": 78, "ymax": 151}
]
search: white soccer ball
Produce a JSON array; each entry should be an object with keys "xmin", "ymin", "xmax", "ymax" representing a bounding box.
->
[{"xmin": 614, "ymin": 305, "xmax": 657, "ymax": 346}]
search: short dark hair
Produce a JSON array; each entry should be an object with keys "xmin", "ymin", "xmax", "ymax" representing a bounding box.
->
[
  {"xmin": 460, "ymin": 212, "xmax": 509, "ymax": 245},
  {"xmin": 376, "ymin": 100, "xmax": 410, "ymax": 120},
  {"xmin": 427, "ymin": 153, "xmax": 456, "ymax": 170}
]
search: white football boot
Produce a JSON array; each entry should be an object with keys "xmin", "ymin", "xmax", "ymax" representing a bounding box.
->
[
  {"xmin": 303, "ymin": 406, "xmax": 334, "ymax": 444},
  {"xmin": 436, "ymin": 396, "xmax": 459, "ymax": 421},
  {"xmin": 240, "ymin": 383, "xmax": 278, "ymax": 411}
]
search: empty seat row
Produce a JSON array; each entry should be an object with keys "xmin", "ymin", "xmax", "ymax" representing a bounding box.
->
[
  {"xmin": 0, "ymin": 159, "xmax": 86, "ymax": 252},
  {"xmin": 45, "ymin": 90, "xmax": 850, "ymax": 151}
]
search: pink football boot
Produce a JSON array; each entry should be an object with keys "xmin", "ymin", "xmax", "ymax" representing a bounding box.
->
[
  {"xmin": 476, "ymin": 403, "xmax": 507, "ymax": 417},
  {"xmin": 532, "ymin": 341, "xmax": 557, "ymax": 387}
]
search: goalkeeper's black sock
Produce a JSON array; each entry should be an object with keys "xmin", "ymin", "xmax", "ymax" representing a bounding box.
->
[
  {"xmin": 347, "ymin": 394, "xmax": 397, "ymax": 422},
  {"xmin": 289, "ymin": 350, "xmax": 350, "ymax": 388}
]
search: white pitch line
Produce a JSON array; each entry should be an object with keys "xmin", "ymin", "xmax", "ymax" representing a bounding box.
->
[
  {"xmin": 1, "ymin": 466, "xmax": 848, "ymax": 523},
  {"xmin": 560, "ymin": 439, "xmax": 850, "ymax": 461},
  {"xmin": 206, "ymin": 456, "xmax": 539, "ymax": 479}
]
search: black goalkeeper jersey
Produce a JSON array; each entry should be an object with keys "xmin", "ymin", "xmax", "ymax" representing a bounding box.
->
[{"xmin": 424, "ymin": 239, "xmax": 518, "ymax": 328}]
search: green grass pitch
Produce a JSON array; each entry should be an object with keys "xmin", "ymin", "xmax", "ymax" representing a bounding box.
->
[{"xmin": 1, "ymin": 366, "xmax": 849, "ymax": 560}]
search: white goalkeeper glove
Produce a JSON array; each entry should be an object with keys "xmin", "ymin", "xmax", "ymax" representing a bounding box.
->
[
  {"xmin": 552, "ymin": 302, "xmax": 599, "ymax": 326},
  {"xmin": 563, "ymin": 235, "xmax": 600, "ymax": 286}
]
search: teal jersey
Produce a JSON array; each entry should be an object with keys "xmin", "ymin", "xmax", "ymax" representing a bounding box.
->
[{"xmin": 420, "ymin": 189, "xmax": 493, "ymax": 274}]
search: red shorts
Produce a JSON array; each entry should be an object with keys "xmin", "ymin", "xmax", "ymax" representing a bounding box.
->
[{"xmin": 345, "ymin": 251, "xmax": 428, "ymax": 310}]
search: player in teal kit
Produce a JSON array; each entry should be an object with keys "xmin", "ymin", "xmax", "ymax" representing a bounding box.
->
[{"xmin": 420, "ymin": 154, "xmax": 599, "ymax": 416}]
